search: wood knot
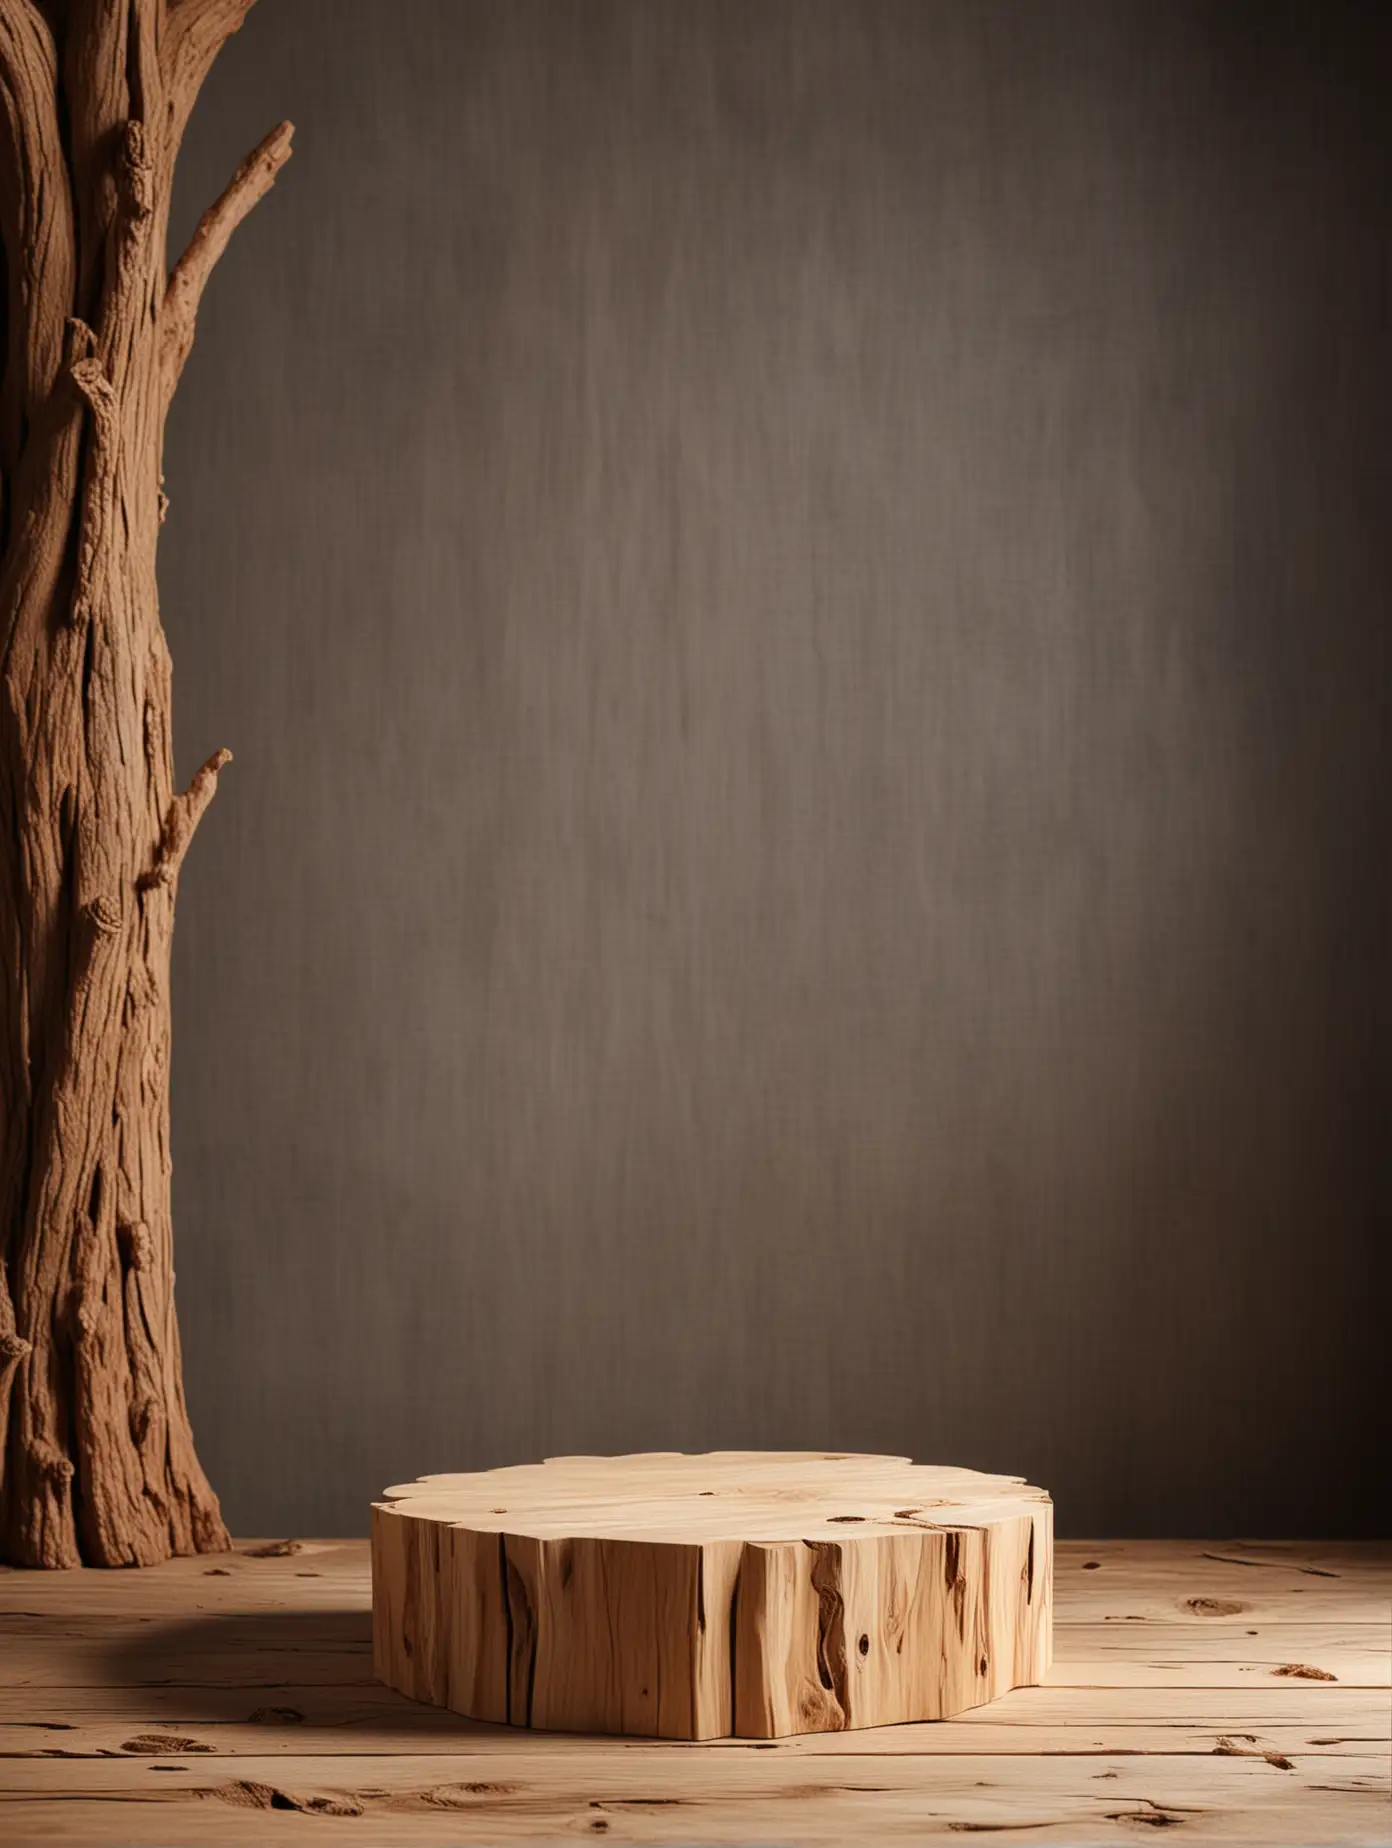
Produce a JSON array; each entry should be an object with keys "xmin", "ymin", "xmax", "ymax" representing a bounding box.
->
[
  {"xmin": 118, "ymin": 1221, "xmax": 154, "ymax": 1271},
  {"xmin": 143, "ymin": 693, "xmax": 166, "ymax": 767},
  {"xmin": 86, "ymin": 895, "xmax": 123, "ymax": 936},
  {"xmin": 69, "ymin": 354, "xmax": 115, "ymax": 418},
  {"xmin": 0, "ymin": 1331, "xmax": 32, "ymax": 1365},
  {"xmin": 30, "ymin": 1441, "xmax": 74, "ymax": 1485},
  {"xmin": 122, "ymin": 1732, "xmax": 214, "ymax": 1755},
  {"xmin": 121, "ymin": 120, "xmax": 154, "ymax": 219}
]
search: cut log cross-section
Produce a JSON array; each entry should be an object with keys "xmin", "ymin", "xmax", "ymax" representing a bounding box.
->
[{"xmin": 373, "ymin": 1452, "xmax": 1053, "ymax": 1740}]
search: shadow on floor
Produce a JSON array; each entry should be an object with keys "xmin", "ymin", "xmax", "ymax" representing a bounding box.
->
[{"xmin": 100, "ymin": 1608, "xmax": 510, "ymax": 1737}]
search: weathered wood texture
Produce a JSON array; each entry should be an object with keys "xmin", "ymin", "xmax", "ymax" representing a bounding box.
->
[
  {"xmin": 0, "ymin": 0, "xmax": 290, "ymax": 1566},
  {"xmin": 374, "ymin": 1453, "xmax": 1052, "ymax": 1738},
  {"xmin": 1, "ymin": 1538, "xmax": 1387, "ymax": 1844}
]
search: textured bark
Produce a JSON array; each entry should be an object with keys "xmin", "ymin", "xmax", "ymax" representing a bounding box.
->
[{"xmin": 0, "ymin": 0, "xmax": 291, "ymax": 1566}]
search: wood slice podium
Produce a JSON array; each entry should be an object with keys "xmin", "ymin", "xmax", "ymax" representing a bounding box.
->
[{"xmin": 373, "ymin": 1453, "xmax": 1051, "ymax": 1740}]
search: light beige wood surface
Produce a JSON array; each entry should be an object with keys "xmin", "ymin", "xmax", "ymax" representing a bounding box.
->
[
  {"xmin": 1, "ymin": 1536, "xmax": 1388, "ymax": 1844},
  {"xmin": 373, "ymin": 1452, "xmax": 1053, "ymax": 1738}
]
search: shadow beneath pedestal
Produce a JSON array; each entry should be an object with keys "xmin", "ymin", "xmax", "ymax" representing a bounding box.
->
[{"xmin": 102, "ymin": 1608, "xmax": 510, "ymax": 1738}]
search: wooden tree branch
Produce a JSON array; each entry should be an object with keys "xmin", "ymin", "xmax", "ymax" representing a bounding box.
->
[
  {"xmin": 160, "ymin": 118, "xmax": 293, "ymax": 400},
  {"xmin": 139, "ymin": 747, "xmax": 232, "ymax": 890}
]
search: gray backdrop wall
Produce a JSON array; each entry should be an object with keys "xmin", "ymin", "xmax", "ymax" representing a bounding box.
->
[{"xmin": 162, "ymin": 0, "xmax": 1389, "ymax": 1538}]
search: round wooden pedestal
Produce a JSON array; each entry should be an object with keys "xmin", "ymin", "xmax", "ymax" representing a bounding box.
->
[{"xmin": 372, "ymin": 1452, "xmax": 1052, "ymax": 1740}]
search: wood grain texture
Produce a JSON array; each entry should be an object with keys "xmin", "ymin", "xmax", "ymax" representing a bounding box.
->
[
  {"xmin": 373, "ymin": 1453, "xmax": 1052, "ymax": 1739},
  {"xmin": 2, "ymin": 1537, "xmax": 1387, "ymax": 1844},
  {"xmin": 0, "ymin": 0, "xmax": 290, "ymax": 1567},
  {"xmin": 2, "ymin": 1752, "xmax": 1388, "ymax": 1844}
]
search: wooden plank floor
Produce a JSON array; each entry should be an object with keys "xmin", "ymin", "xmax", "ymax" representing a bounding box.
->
[{"xmin": 1, "ymin": 1538, "xmax": 1387, "ymax": 1844}]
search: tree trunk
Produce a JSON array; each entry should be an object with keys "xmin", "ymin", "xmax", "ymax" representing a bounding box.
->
[{"xmin": 0, "ymin": 0, "xmax": 291, "ymax": 1567}]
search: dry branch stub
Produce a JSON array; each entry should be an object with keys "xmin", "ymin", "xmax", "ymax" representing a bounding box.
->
[{"xmin": 373, "ymin": 1452, "xmax": 1053, "ymax": 1740}]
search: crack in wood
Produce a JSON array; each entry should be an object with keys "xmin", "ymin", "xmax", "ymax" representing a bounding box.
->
[
  {"xmin": 806, "ymin": 1541, "xmax": 848, "ymax": 1725},
  {"xmin": 1201, "ymin": 1554, "xmax": 1340, "ymax": 1578}
]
